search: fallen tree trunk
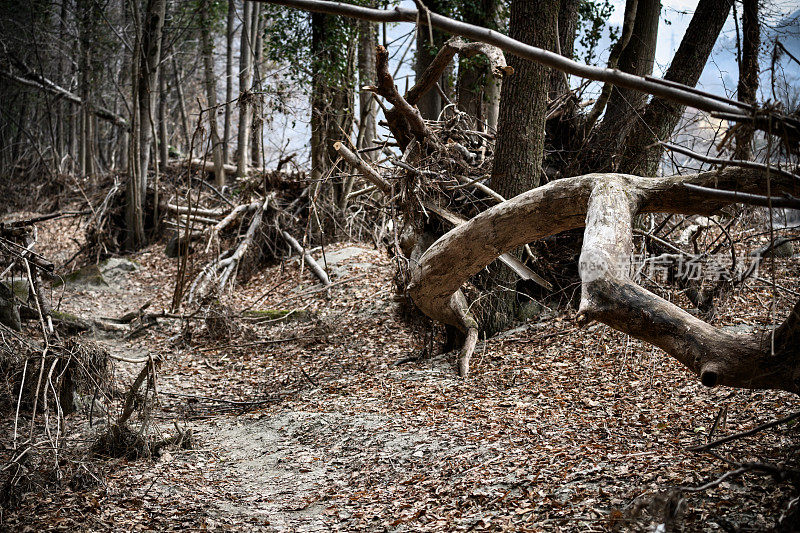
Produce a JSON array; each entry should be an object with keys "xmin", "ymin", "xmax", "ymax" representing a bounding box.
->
[
  {"xmin": 179, "ymin": 158, "xmax": 264, "ymax": 176},
  {"xmin": 0, "ymin": 67, "xmax": 128, "ymax": 128},
  {"xmin": 408, "ymin": 168, "xmax": 800, "ymax": 391}
]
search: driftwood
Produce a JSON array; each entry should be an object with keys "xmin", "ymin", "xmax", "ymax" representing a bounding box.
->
[
  {"xmin": 407, "ymin": 167, "xmax": 800, "ymax": 388},
  {"xmin": 188, "ymin": 194, "xmax": 274, "ymax": 302},
  {"xmin": 281, "ymin": 231, "xmax": 331, "ymax": 286}
]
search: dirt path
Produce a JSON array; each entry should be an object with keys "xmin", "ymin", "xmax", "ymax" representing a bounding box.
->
[{"xmin": 5, "ymin": 218, "xmax": 800, "ymax": 531}]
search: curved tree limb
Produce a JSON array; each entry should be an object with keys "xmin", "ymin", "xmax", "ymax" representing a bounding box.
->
[
  {"xmin": 406, "ymin": 36, "xmax": 513, "ymax": 107},
  {"xmin": 408, "ymin": 168, "xmax": 800, "ymax": 389}
]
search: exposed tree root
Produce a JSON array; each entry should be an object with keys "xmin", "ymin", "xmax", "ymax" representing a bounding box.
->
[
  {"xmin": 188, "ymin": 194, "xmax": 273, "ymax": 302},
  {"xmin": 408, "ymin": 168, "xmax": 800, "ymax": 390}
]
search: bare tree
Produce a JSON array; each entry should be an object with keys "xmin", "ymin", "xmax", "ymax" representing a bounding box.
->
[
  {"xmin": 415, "ymin": 0, "xmax": 455, "ymax": 119},
  {"xmin": 259, "ymin": 0, "xmax": 800, "ymax": 387},
  {"xmin": 200, "ymin": 0, "xmax": 226, "ymax": 186},
  {"xmin": 224, "ymin": 0, "xmax": 236, "ymax": 164},
  {"xmin": 126, "ymin": 0, "xmax": 166, "ymax": 249},
  {"xmin": 236, "ymin": 0, "xmax": 256, "ymax": 177},
  {"xmin": 734, "ymin": 0, "xmax": 760, "ymax": 160},
  {"xmin": 483, "ymin": 0, "xmax": 558, "ymax": 332},
  {"xmin": 357, "ymin": 18, "xmax": 378, "ymax": 161}
]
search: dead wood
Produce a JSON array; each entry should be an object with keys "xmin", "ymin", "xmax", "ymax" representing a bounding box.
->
[
  {"xmin": 405, "ymin": 36, "xmax": 513, "ymax": 109},
  {"xmin": 188, "ymin": 193, "xmax": 274, "ymax": 302},
  {"xmin": 260, "ymin": 0, "xmax": 800, "ymax": 151},
  {"xmin": 408, "ymin": 167, "xmax": 800, "ymax": 389},
  {"xmin": 281, "ymin": 230, "xmax": 331, "ymax": 286}
]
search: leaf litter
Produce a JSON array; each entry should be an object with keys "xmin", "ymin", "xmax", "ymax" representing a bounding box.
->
[{"xmin": 2, "ymin": 214, "xmax": 800, "ymax": 532}]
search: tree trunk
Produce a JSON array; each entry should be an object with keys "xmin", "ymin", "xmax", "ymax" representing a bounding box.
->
[
  {"xmin": 485, "ymin": 0, "xmax": 559, "ymax": 333},
  {"xmin": 77, "ymin": 0, "xmax": 93, "ymax": 179},
  {"xmin": 224, "ymin": 0, "xmax": 236, "ymax": 165},
  {"xmin": 251, "ymin": 10, "xmax": 265, "ymax": 167},
  {"xmin": 596, "ymin": 0, "xmax": 660, "ymax": 133},
  {"xmin": 126, "ymin": 0, "xmax": 166, "ymax": 250},
  {"xmin": 172, "ymin": 57, "xmax": 191, "ymax": 155},
  {"xmin": 137, "ymin": 0, "xmax": 167, "ymax": 197},
  {"xmin": 126, "ymin": 3, "xmax": 144, "ymax": 250},
  {"xmin": 310, "ymin": 11, "xmax": 356, "ymax": 192},
  {"xmin": 578, "ymin": 0, "xmax": 660, "ymax": 175},
  {"xmin": 357, "ymin": 18, "xmax": 378, "ymax": 161},
  {"xmin": 55, "ymin": 0, "xmax": 70, "ymax": 160},
  {"xmin": 158, "ymin": 55, "xmax": 169, "ymax": 166},
  {"xmin": 617, "ymin": 0, "xmax": 733, "ymax": 175},
  {"xmin": 548, "ymin": 0, "xmax": 579, "ymax": 99},
  {"xmin": 456, "ymin": 0, "xmax": 498, "ymax": 128},
  {"xmin": 490, "ymin": 0, "xmax": 558, "ymax": 197},
  {"xmin": 733, "ymin": 0, "xmax": 759, "ymax": 160},
  {"xmin": 237, "ymin": 0, "xmax": 255, "ymax": 176},
  {"xmin": 200, "ymin": 0, "xmax": 226, "ymax": 186},
  {"xmin": 415, "ymin": 0, "xmax": 454, "ymax": 120}
]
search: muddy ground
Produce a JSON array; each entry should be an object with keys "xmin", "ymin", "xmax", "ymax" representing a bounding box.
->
[{"xmin": 2, "ymin": 213, "xmax": 800, "ymax": 532}]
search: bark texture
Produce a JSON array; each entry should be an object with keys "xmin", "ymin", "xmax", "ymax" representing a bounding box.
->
[
  {"xmin": 618, "ymin": 0, "xmax": 733, "ymax": 175},
  {"xmin": 237, "ymin": 0, "xmax": 256, "ymax": 177},
  {"xmin": 456, "ymin": 0, "xmax": 499, "ymax": 127},
  {"xmin": 490, "ymin": 0, "xmax": 557, "ymax": 197},
  {"xmin": 136, "ymin": 0, "xmax": 167, "ymax": 195},
  {"xmin": 733, "ymin": 0, "xmax": 760, "ymax": 160},
  {"xmin": 548, "ymin": 0, "xmax": 579, "ymax": 99},
  {"xmin": 484, "ymin": 0, "xmax": 558, "ymax": 333},
  {"xmin": 415, "ymin": 0, "xmax": 455, "ymax": 119},
  {"xmin": 200, "ymin": 0, "xmax": 226, "ymax": 186},
  {"xmin": 357, "ymin": 18, "xmax": 378, "ymax": 161},
  {"xmin": 224, "ymin": 0, "xmax": 236, "ymax": 164},
  {"xmin": 309, "ymin": 11, "xmax": 356, "ymax": 217}
]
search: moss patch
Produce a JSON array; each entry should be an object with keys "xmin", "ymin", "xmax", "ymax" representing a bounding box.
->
[{"xmin": 53, "ymin": 265, "xmax": 108, "ymax": 288}]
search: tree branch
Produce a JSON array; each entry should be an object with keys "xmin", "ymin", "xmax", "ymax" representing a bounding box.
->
[
  {"xmin": 0, "ymin": 67, "xmax": 128, "ymax": 128},
  {"xmin": 406, "ymin": 36, "xmax": 512, "ymax": 106}
]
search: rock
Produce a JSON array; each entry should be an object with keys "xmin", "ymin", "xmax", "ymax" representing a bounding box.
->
[
  {"xmin": 55, "ymin": 264, "xmax": 108, "ymax": 288},
  {"xmin": 165, "ymin": 232, "xmax": 192, "ymax": 258},
  {"xmin": 323, "ymin": 246, "xmax": 370, "ymax": 266},
  {"xmin": 517, "ymin": 300, "xmax": 543, "ymax": 321},
  {"xmin": 101, "ymin": 257, "xmax": 139, "ymax": 273},
  {"xmin": 721, "ymin": 324, "xmax": 757, "ymax": 335},
  {"xmin": 55, "ymin": 258, "xmax": 139, "ymax": 290},
  {"xmin": 750, "ymin": 237, "xmax": 796, "ymax": 259},
  {"xmin": 0, "ymin": 282, "xmax": 21, "ymax": 331}
]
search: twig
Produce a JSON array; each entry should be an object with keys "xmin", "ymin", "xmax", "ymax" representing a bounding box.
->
[
  {"xmin": 682, "ymin": 183, "xmax": 800, "ymax": 210},
  {"xmin": 688, "ymin": 410, "xmax": 800, "ymax": 452}
]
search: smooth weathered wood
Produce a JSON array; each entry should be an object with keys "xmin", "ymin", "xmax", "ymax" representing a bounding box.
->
[
  {"xmin": 282, "ymin": 231, "xmax": 331, "ymax": 286},
  {"xmin": 408, "ymin": 168, "xmax": 800, "ymax": 389}
]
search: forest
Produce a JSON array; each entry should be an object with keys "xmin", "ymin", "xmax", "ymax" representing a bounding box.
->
[{"xmin": 1, "ymin": 0, "xmax": 800, "ymax": 529}]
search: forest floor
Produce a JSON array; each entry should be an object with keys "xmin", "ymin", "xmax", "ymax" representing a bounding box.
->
[{"xmin": 2, "ymin": 210, "xmax": 800, "ymax": 532}]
